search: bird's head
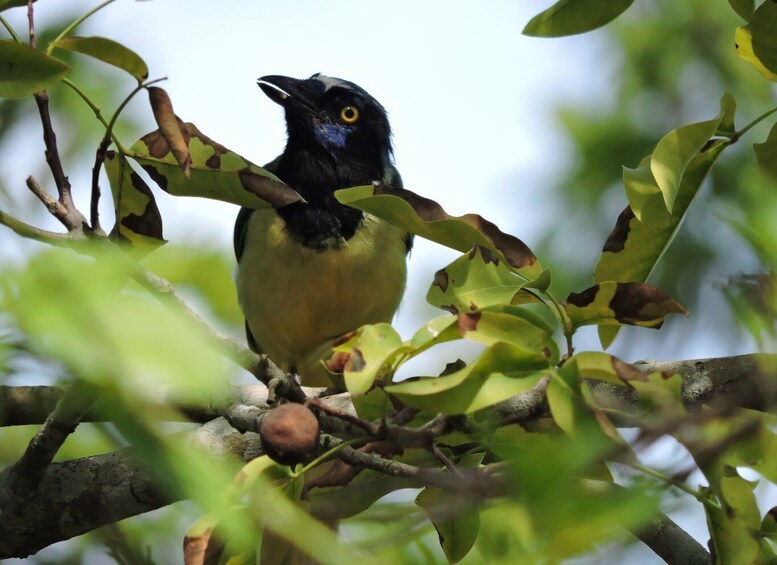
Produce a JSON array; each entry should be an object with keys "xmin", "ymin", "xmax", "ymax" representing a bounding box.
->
[{"xmin": 257, "ymin": 73, "xmax": 392, "ymax": 164}]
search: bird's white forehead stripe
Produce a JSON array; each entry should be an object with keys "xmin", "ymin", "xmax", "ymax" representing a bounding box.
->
[
  {"xmin": 316, "ymin": 76, "xmax": 344, "ymax": 91},
  {"xmin": 257, "ymin": 79, "xmax": 290, "ymax": 100}
]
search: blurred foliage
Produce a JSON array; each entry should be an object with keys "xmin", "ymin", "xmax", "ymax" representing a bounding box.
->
[
  {"xmin": 535, "ymin": 0, "xmax": 776, "ymax": 351},
  {"xmin": 1, "ymin": 1, "xmax": 777, "ymax": 564}
]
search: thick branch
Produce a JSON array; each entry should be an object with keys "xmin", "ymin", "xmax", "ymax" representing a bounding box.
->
[{"xmin": 0, "ymin": 418, "xmax": 260, "ymax": 559}]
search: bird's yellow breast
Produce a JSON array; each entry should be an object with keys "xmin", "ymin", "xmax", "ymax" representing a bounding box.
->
[{"xmin": 236, "ymin": 209, "xmax": 408, "ymax": 386}]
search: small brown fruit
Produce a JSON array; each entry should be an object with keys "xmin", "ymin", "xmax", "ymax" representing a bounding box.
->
[{"xmin": 259, "ymin": 403, "xmax": 320, "ymax": 465}]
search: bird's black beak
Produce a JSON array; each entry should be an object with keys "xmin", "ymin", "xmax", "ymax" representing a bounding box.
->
[{"xmin": 257, "ymin": 75, "xmax": 314, "ymax": 113}]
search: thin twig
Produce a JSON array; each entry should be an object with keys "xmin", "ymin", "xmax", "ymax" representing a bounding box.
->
[
  {"xmin": 33, "ymin": 91, "xmax": 88, "ymax": 232},
  {"xmin": 45, "ymin": 0, "xmax": 118, "ymax": 55},
  {"xmin": 26, "ymin": 175, "xmax": 70, "ymax": 227},
  {"xmin": 26, "ymin": 0, "xmax": 35, "ymax": 48}
]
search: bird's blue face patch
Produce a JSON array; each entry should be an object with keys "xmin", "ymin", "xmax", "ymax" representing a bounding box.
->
[{"xmin": 314, "ymin": 122, "xmax": 352, "ymax": 149}]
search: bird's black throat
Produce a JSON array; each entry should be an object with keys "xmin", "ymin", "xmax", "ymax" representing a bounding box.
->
[{"xmin": 275, "ymin": 146, "xmax": 383, "ymax": 250}]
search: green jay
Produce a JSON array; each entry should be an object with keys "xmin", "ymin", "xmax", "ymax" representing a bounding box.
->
[{"xmin": 234, "ymin": 74, "xmax": 412, "ymax": 386}]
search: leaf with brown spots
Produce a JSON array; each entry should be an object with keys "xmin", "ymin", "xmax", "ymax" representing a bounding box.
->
[
  {"xmin": 565, "ymin": 281, "xmax": 686, "ymax": 330},
  {"xmin": 426, "ymin": 245, "xmax": 545, "ymax": 314},
  {"xmin": 129, "ymin": 122, "xmax": 301, "ymax": 209},
  {"xmin": 567, "ymin": 351, "xmax": 646, "ymax": 386},
  {"xmin": 594, "ymin": 94, "xmax": 734, "ymax": 347},
  {"xmin": 336, "ymin": 185, "xmax": 542, "ymax": 280},
  {"xmin": 334, "ymin": 323, "xmax": 406, "ymax": 398},
  {"xmin": 457, "ymin": 304, "xmax": 559, "ymax": 364},
  {"xmin": 104, "ymin": 151, "xmax": 165, "ymax": 256},
  {"xmin": 147, "ymin": 87, "xmax": 191, "ymax": 176},
  {"xmin": 386, "ymin": 342, "xmax": 551, "ymax": 415}
]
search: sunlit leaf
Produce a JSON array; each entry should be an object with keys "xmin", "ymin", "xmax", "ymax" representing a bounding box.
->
[
  {"xmin": 736, "ymin": 1, "xmax": 777, "ymax": 81},
  {"xmin": 457, "ymin": 304, "xmax": 559, "ymax": 364},
  {"xmin": 426, "ymin": 246, "xmax": 541, "ymax": 314},
  {"xmin": 0, "ymin": 39, "xmax": 69, "ymax": 98},
  {"xmin": 50, "ymin": 36, "xmax": 148, "ymax": 81},
  {"xmin": 105, "ymin": 150, "xmax": 165, "ymax": 254},
  {"xmin": 335, "ymin": 323, "xmax": 405, "ymax": 397},
  {"xmin": 568, "ymin": 351, "xmax": 646, "ymax": 386},
  {"xmin": 386, "ymin": 342, "xmax": 550, "ymax": 415},
  {"xmin": 523, "ymin": 0, "xmax": 635, "ymax": 37},
  {"xmin": 129, "ymin": 122, "xmax": 301, "ymax": 209},
  {"xmin": 565, "ymin": 281, "xmax": 686, "ymax": 330},
  {"xmin": 336, "ymin": 184, "xmax": 541, "ymax": 279},
  {"xmin": 651, "ymin": 116, "xmax": 721, "ymax": 212}
]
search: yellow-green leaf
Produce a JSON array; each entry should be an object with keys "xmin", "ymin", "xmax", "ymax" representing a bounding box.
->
[
  {"xmin": 651, "ymin": 117, "xmax": 721, "ymax": 213},
  {"xmin": 736, "ymin": 1, "xmax": 777, "ymax": 81},
  {"xmin": 386, "ymin": 342, "xmax": 550, "ymax": 415},
  {"xmin": 50, "ymin": 36, "xmax": 148, "ymax": 81},
  {"xmin": 426, "ymin": 246, "xmax": 542, "ymax": 314},
  {"xmin": 566, "ymin": 281, "xmax": 686, "ymax": 330},
  {"xmin": 105, "ymin": 150, "xmax": 165, "ymax": 255},
  {"xmin": 0, "ymin": 39, "xmax": 69, "ymax": 98},
  {"xmin": 336, "ymin": 184, "xmax": 541, "ymax": 279},
  {"xmin": 457, "ymin": 304, "xmax": 559, "ymax": 364},
  {"xmin": 335, "ymin": 323, "xmax": 405, "ymax": 397},
  {"xmin": 523, "ymin": 0, "xmax": 635, "ymax": 37},
  {"xmin": 129, "ymin": 122, "xmax": 301, "ymax": 209}
]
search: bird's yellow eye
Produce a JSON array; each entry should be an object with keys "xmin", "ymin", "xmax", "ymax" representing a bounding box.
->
[{"xmin": 340, "ymin": 106, "xmax": 359, "ymax": 124}]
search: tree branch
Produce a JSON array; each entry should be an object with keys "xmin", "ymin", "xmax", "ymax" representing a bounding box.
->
[
  {"xmin": 0, "ymin": 418, "xmax": 258, "ymax": 559},
  {"xmin": 6, "ymin": 380, "xmax": 97, "ymax": 489}
]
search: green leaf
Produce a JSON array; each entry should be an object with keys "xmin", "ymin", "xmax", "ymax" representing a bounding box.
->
[
  {"xmin": 129, "ymin": 123, "xmax": 301, "ymax": 209},
  {"xmin": 105, "ymin": 150, "xmax": 165, "ymax": 254},
  {"xmin": 704, "ymin": 469, "xmax": 765, "ymax": 565},
  {"xmin": 523, "ymin": 0, "xmax": 635, "ymax": 37},
  {"xmin": 754, "ymin": 121, "xmax": 777, "ymax": 182},
  {"xmin": 426, "ymin": 246, "xmax": 541, "ymax": 314},
  {"xmin": 568, "ymin": 351, "xmax": 647, "ymax": 386},
  {"xmin": 386, "ymin": 342, "xmax": 550, "ymax": 415},
  {"xmin": 416, "ymin": 487, "xmax": 479, "ymax": 563},
  {"xmin": 336, "ymin": 184, "xmax": 541, "ymax": 279},
  {"xmin": 309, "ymin": 471, "xmax": 418, "ymax": 521},
  {"xmin": 457, "ymin": 304, "xmax": 559, "ymax": 364},
  {"xmin": 335, "ymin": 323, "xmax": 405, "ymax": 397},
  {"xmin": 622, "ymin": 156, "xmax": 664, "ymax": 223},
  {"xmin": 0, "ymin": 0, "xmax": 34, "ymax": 12},
  {"xmin": 0, "ymin": 39, "xmax": 70, "ymax": 98},
  {"xmin": 0, "ymin": 250, "xmax": 232, "ymax": 415},
  {"xmin": 729, "ymin": 0, "xmax": 754, "ymax": 21},
  {"xmin": 147, "ymin": 87, "xmax": 191, "ymax": 175},
  {"xmin": 408, "ymin": 315, "xmax": 461, "ymax": 355},
  {"xmin": 566, "ymin": 281, "xmax": 686, "ymax": 330},
  {"xmin": 718, "ymin": 92, "xmax": 738, "ymax": 135},
  {"xmin": 651, "ymin": 116, "xmax": 721, "ymax": 212},
  {"xmin": 736, "ymin": 1, "xmax": 777, "ymax": 81},
  {"xmin": 50, "ymin": 36, "xmax": 148, "ymax": 81},
  {"xmin": 595, "ymin": 124, "xmax": 729, "ymax": 347}
]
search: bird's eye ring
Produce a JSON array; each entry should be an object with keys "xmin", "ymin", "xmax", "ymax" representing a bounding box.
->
[{"xmin": 340, "ymin": 106, "xmax": 359, "ymax": 124}]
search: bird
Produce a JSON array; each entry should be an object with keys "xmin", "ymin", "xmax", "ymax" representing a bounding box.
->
[{"xmin": 234, "ymin": 73, "xmax": 412, "ymax": 387}]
